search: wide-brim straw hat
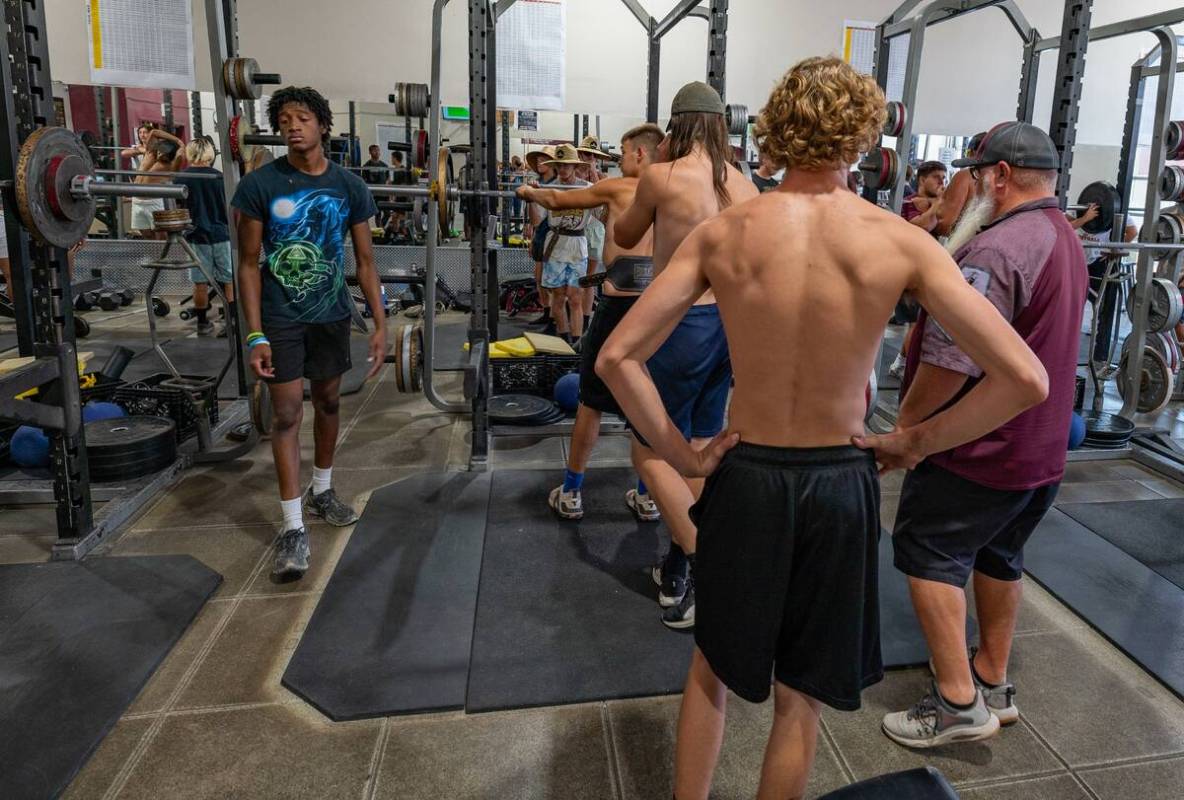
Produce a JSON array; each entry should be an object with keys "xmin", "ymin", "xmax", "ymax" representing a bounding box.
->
[
  {"xmin": 544, "ymin": 143, "xmax": 584, "ymax": 165},
  {"xmin": 525, "ymin": 146, "xmax": 556, "ymax": 173},
  {"xmin": 577, "ymin": 135, "xmax": 615, "ymax": 161}
]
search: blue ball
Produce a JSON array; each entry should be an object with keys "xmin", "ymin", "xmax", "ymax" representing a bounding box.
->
[
  {"xmin": 554, "ymin": 372, "xmax": 580, "ymax": 412},
  {"xmin": 83, "ymin": 401, "xmax": 125, "ymax": 423},
  {"xmin": 10, "ymin": 426, "xmax": 50, "ymax": 468},
  {"xmin": 1068, "ymin": 412, "xmax": 1087, "ymax": 450}
]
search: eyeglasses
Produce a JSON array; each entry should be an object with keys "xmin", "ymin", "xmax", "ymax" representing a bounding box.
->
[{"xmin": 969, "ymin": 162, "xmax": 1003, "ymax": 181}]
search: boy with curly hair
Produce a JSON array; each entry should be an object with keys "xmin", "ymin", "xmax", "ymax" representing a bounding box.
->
[
  {"xmin": 233, "ymin": 86, "xmax": 387, "ymax": 580},
  {"xmin": 598, "ymin": 56, "xmax": 1048, "ymax": 798}
]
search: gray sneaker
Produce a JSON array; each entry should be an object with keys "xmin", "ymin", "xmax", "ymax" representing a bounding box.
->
[
  {"xmin": 303, "ymin": 487, "xmax": 359, "ymax": 527},
  {"xmin": 928, "ymin": 646, "xmax": 1019, "ymax": 725},
  {"xmin": 882, "ymin": 681, "xmax": 1000, "ymax": 748},
  {"xmin": 196, "ymin": 320, "xmax": 215, "ymax": 336},
  {"xmin": 272, "ymin": 527, "xmax": 310, "ymax": 579}
]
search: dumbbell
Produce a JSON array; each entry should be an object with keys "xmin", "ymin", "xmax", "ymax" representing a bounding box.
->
[
  {"xmin": 98, "ymin": 292, "xmax": 119, "ymax": 311},
  {"xmin": 152, "ymin": 297, "xmax": 171, "ymax": 317},
  {"xmin": 75, "ymin": 291, "xmax": 98, "ymax": 311},
  {"xmin": 119, "ymin": 288, "xmax": 135, "ymax": 306}
]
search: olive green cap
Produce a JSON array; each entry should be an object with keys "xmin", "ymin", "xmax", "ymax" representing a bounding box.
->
[{"xmin": 671, "ymin": 81, "xmax": 725, "ymax": 115}]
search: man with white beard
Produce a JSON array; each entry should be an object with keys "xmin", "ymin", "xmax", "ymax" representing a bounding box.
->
[{"xmin": 881, "ymin": 122, "xmax": 1088, "ymax": 748}]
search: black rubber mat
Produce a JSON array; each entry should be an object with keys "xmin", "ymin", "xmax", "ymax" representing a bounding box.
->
[
  {"xmin": 1058, "ymin": 499, "xmax": 1184, "ymax": 589},
  {"xmin": 282, "ymin": 471, "xmax": 491, "ymax": 721},
  {"xmin": 0, "ymin": 555, "xmax": 220, "ymax": 800},
  {"xmin": 432, "ymin": 320, "xmax": 529, "ymax": 370},
  {"xmin": 466, "ymin": 470, "xmax": 945, "ymax": 712},
  {"xmin": 0, "ymin": 331, "xmax": 18, "ymax": 354},
  {"xmin": 1024, "ymin": 509, "xmax": 1184, "ymax": 699}
]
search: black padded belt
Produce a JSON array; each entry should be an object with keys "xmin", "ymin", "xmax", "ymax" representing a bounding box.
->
[{"xmin": 578, "ymin": 256, "xmax": 654, "ymax": 294}]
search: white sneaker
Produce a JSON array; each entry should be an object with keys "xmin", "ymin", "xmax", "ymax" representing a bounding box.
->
[
  {"xmin": 625, "ymin": 489, "xmax": 661, "ymax": 522},
  {"xmin": 888, "ymin": 354, "xmax": 906, "ymax": 380},
  {"xmin": 548, "ymin": 486, "xmax": 584, "ymax": 520}
]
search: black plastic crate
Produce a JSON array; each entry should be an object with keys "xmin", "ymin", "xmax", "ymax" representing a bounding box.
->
[
  {"xmin": 113, "ymin": 373, "xmax": 218, "ymax": 443},
  {"xmin": 79, "ymin": 373, "xmax": 127, "ymax": 405},
  {"xmin": 491, "ymin": 354, "xmax": 580, "ymax": 397}
]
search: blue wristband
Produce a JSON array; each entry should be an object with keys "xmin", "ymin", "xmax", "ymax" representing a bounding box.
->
[{"xmin": 248, "ymin": 337, "xmax": 270, "ymax": 348}]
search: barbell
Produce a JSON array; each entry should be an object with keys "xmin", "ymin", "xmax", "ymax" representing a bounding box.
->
[
  {"xmin": 227, "ymin": 115, "xmax": 351, "ymax": 165},
  {"xmin": 222, "ymin": 57, "xmax": 282, "ymax": 101},
  {"xmin": 11, "ymin": 127, "xmax": 187, "ymax": 248}
]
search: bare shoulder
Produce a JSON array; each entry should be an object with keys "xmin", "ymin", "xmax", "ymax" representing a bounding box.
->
[{"xmin": 724, "ymin": 163, "xmax": 759, "ymax": 202}]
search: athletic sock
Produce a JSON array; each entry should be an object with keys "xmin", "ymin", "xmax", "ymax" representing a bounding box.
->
[
  {"xmin": 939, "ymin": 690, "xmax": 977, "ymax": 711},
  {"xmin": 971, "ymin": 657, "xmax": 1002, "ymax": 689},
  {"xmin": 664, "ymin": 544, "xmax": 688, "ymax": 576},
  {"xmin": 562, "ymin": 468, "xmax": 584, "ymax": 493},
  {"xmin": 311, "ymin": 466, "xmax": 332, "ymax": 496},
  {"xmin": 280, "ymin": 497, "xmax": 303, "ymax": 531},
  {"xmin": 195, "ymin": 306, "xmax": 208, "ymax": 324},
  {"xmin": 636, "ymin": 478, "xmax": 648, "ymax": 496}
]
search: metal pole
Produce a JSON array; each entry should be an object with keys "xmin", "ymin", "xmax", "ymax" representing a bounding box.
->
[
  {"xmin": 1016, "ymin": 30, "xmax": 1041, "ymax": 123},
  {"xmin": 887, "ymin": 14, "xmax": 928, "ymax": 213},
  {"xmin": 163, "ymin": 89, "xmax": 175, "ymax": 131},
  {"xmin": 1047, "ymin": 0, "xmax": 1093, "ymax": 207},
  {"xmin": 191, "ymin": 90, "xmax": 203, "ymax": 137},
  {"xmin": 348, "ymin": 100, "xmax": 357, "ymax": 167},
  {"xmin": 1120, "ymin": 27, "xmax": 1177, "ymax": 419},
  {"xmin": 646, "ymin": 22, "xmax": 661, "ymax": 122},
  {"xmin": 706, "ymin": 0, "xmax": 728, "ymax": 99}
]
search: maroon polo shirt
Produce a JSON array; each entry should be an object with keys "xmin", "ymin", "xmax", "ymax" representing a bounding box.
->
[{"xmin": 902, "ymin": 197, "xmax": 1088, "ymax": 490}]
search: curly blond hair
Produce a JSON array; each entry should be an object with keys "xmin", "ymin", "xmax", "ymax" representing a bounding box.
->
[{"xmin": 754, "ymin": 57, "xmax": 886, "ymax": 171}]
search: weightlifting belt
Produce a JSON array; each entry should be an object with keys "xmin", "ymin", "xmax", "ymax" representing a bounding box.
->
[
  {"xmin": 542, "ymin": 228, "xmax": 586, "ymax": 261},
  {"xmin": 579, "ymin": 256, "xmax": 654, "ymax": 295}
]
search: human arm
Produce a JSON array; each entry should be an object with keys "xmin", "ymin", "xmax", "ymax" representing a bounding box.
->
[
  {"xmin": 934, "ymin": 175, "xmax": 970, "ymax": 236},
  {"xmin": 517, "ymin": 180, "xmax": 611, "ymax": 212},
  {"xmin": 896, "ymin": 362, "xmax": 969, "ymax": 428},
  {"xmin": 350, "ymin": 221, "xmax": 387, "ymax": 377},
  {"xmin": 613, "ymin": 166, "xmax": 660, "ymax": 249},
  {"xmin": 235, "ymin": 215, "xmax": 271, "ymax": 378},
  {"xmin": 907, "ymin": 197, "xmax": 942, "ymax": 232},
  {"xmin": 1068, "ymin": 203, "xmax": 1099, "ymax": 230},
  {"xmin": 853, "ymin": 232, "xmax": 1048, "ymax": 470},
  {"xmin": 119, "ymin": 145, "xmax": 144, "ymax": 160},
  {"xmin": 147, "ymin": 128, "xmax": 183, "ymax": 146},
  {"xmin": 597, "ymin": 221, "xmax": 738, "ymax": 476}
]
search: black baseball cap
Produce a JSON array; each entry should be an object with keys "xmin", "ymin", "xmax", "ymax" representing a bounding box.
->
[{"xmin": 952, "ymin": 121, "xmax": 1060, "ymax": 170}]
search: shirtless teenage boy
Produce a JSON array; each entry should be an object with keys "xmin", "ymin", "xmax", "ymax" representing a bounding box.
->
[
  {"xmin": 519, "ymin": 124, "xmax": 665, "ymax": 523},
  {"xmin": 613, "ymin": 82, "xmax": 759, "ymax": 628},
  {"xmin": 598, "ymin": 56, "xmax": 1047, "ymax": 800}
]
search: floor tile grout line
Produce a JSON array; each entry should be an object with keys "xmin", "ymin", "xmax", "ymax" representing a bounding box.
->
[
  {"xmin": 1013, "ymin": 714, "xmax": 1100, "ymax": 799},
  {"xmin": 361, "ymin": 718, "xmax": 392, "ymax": 800},
  {"xmin": 1071, "ymin": 749, "xmax": 1184, "ymax": 772},
  {"xmin": 599, "ymin": 702, "xmax": 625, "ymax": 800},
  {"xmin": 950, "ymin": 767, "xmax": 1078, "ymax": 790},
  {"xmin": 101, "ymin": 543, "xmax": 275, "ymax": 800},
  {"xmin": 817, "ymin": 716, "xmax": 856, "ymax": 785}
]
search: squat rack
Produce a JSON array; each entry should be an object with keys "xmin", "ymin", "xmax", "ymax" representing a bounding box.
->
[{"xmin": 416, "ymin": 0, "xmax": 733, "ymax": 470}]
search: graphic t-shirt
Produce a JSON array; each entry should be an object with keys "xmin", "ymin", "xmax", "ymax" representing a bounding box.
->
[
  {"xmin": 232, "ymin": 157, "xmax": 377, "ymax": 324},
  {"xmin": 545, "ymin": 179, "xmax": 592, "ymax": 263}
]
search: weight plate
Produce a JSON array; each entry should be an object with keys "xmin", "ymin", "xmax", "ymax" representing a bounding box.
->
[
  {"xmin": 436, "ymin": 146, "xmax": 456, "ymax": 234},
  {"xmin": 409, "ymin": 325, "xmax": 422, "ymax": 392},
  {"xmin": 726, "ymin": 103, "xmax": 748, "ymax": 137},
  {"xmin": 228, "ymin": 115, "xmax": 244, "ymax": 163},
  {"xmin": 15, "ymin": 127, "xmax": 97, "ymax": 248},
  {"xmin": 1117, "ymin": 345, "xmax": 1173, "ymax": 414},
  {"xmin": 1080, "ymin": 409, "xmax": 1135, "ymax": 441},
  {"xmin": 1152, "ymin": 211, "xmax": 1184, "ymax": 260},
  {"xmin": 252, "ymin": 380, "xmax": 272, "ymax": 435},
  {"xmin": 1076, "ymin": 181, "xmax": 1120, "ymax": 236},
  {"xmin": 84, "ymin": 416, "xmax": 178, "ymax": 481},
  {"xmin": 1148, "ymin": 277, "xmax": 1183, "ymax": 332},
  {"xmin": 414, "ymin": 129, "xmax": 429, "ymax": 169},
  {"xmin": 883, "ymin": 101, "xmax": 907, "ymax": 138},
  {"xmin": 1168, "ymin": 120, "xmax": 1184, "ymax": 161},
  {"xmin": 489, "ymin": 393, "xmax": 557, "ymax": 424},
  {"xmin": 1161, "ymin": 164, "xmax": 1184, "ymax": 202}
]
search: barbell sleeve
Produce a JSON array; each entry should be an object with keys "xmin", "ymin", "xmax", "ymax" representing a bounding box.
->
[{"xmin": 71, "ymin": 176, "xmax": 188, "ymax": 200}]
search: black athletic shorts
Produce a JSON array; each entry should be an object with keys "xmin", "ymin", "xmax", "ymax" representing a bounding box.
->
[
  {"xmin": 262, "ymin": 317, "xmax": 352, "ymax": 384},
  {"xmin": 691, "ymin": 443, "xmax": 883, "ymax": 710},
  {"xmin": 893, "ymin": 460, "xmax": 1059, "ymax": 587},
  {"xmin": 579, "ymin": 294, "xmax": 638, "ymax": 415}
]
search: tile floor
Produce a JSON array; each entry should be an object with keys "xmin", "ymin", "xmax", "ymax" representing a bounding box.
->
[{"xmin": 3, "ymin": 310, "xmax": 1184, "ymax": 799}]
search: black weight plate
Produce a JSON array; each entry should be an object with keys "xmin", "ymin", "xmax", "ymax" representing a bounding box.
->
[
  {"xmin": 1076, "ymin": 181, "xmax": 1120, "ymax": 235},
  {"xmin": 90, "ymin": 448, "xmax": 177, "ymax": 482},
  {"xmin": 85, "ymin": 416, "xmax": 176, "ymax": 454},
  {"xmin": 489, "ymin": 394, "xmax": 556, "ymax": 424},
  {"xmin": 85, "ymin": 416, "xmax": 177, "ymax": 481},
  {"xmin": 1080, "ymin": 409, "xmax": 1135, "ymax": 440}
]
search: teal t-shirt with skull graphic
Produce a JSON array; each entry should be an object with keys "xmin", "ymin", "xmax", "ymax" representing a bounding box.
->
[{"xmin": 232, "ymin": 157, "xmax": 376, "ymax": 323}]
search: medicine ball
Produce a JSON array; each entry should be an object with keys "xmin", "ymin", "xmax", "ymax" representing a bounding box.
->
[
  {"xmin": 11, "ymin": 426, "xmax": 50, "ymax": 468},
  {"xmin": 554, "ymin": 372, "xmax": 580, "ymax": 412},
  {"xmin": 1068, "ymin": 412, "xmax": 1087, "ymax": 451},
  {"xmin": 83, "ymin": 401, "xmax": 126, "ymax": 423}
]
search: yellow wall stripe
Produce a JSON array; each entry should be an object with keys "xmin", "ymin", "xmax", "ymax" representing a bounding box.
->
[{"xmin": 90, "ymin": 0, "xmax": 103, "ymax": 69}]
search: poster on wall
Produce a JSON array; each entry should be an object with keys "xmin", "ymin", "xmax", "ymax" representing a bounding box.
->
[
  {"xmin": 86, "ymin": 0, "xmax": 196, "ymax": 90},
  {"xmin": 517, "ymin": 110, "xmax": 538, "ymax": 131},
  {"xmin": 496, "ymin": 0, "xmax": 565, "ymax": 111}
]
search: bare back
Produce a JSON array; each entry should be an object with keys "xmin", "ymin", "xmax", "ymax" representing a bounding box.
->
[
  {"xmin": 599, "ymin": 177, "xmax": 652, "ymax": 266},
  {"xmin": 702, "ymin": 182, "xmax": 927, "ymax": 447},
  {"xmin": 647, "ymin": 150, "xmax": 758, "ymax": 272}
]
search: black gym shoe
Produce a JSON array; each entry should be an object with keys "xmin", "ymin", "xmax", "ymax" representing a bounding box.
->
[
  {"xmin": 651, "ymin": 562, "xmax": 687, "ymax": 608},
  {"xmin": 196, "ymin": 320, "xmax": 215, "ymax": 336},
  {"xmin": 661, "ymin": 573, "xmax": 695, "ymax": 629},
  {"xmin": 303, "ymin": 487, "xmax": 360, "ymax": 527},
  {"xmin": 272, "ymin": 527, "xmax": 310, "ymax": 579}
]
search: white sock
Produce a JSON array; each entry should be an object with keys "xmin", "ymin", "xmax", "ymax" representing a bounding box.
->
[
  {"xmin": 311, "ymin": 466, "xmax": 332, "ymax": 496},
  {"xmin": 280, "ymin": 497, "xmax": 303, "ymax": 531},
  {"xmin": 890, "ymin": 353, "xmax": 906, "ymax": 368}
]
